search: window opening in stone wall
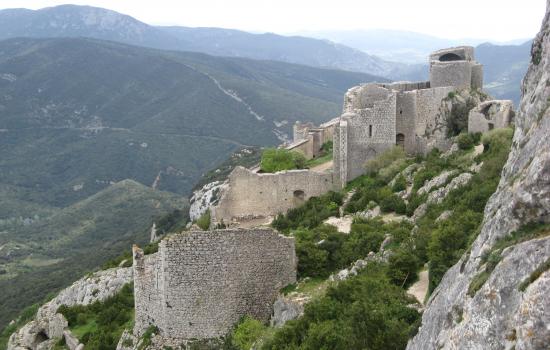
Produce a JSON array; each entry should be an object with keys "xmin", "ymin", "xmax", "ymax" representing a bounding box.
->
[
  {"xmin": 396, "ymin": 133, "xmax": 405, "ymax": 148},
  {"xmin": 488, "ymin": 123, "xmax": 494, "ymax": 130},
  {"xmin": 439, "ymin": 53, "xmax": 462, "ymax": 61},
  {"xmin": 369, "ymin": 125, "xmax": 372, "ymax": 137},
  {"xmin": 293, "ymin": 190, "xmax": 305, "ymax": 205}
]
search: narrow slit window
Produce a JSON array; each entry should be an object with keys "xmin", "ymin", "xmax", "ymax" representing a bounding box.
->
[{"xmin": 369, "ymin": 125, "xmax": 373, "ymax": 137}]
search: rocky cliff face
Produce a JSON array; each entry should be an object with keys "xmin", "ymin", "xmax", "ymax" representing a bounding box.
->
[
  {"xmin": 407, "ymin": 3, "xmax": 550, "ymax": 350},
  {"xmin": 8, "ymin": 267, "xmax": 132, "ymax": 350}
]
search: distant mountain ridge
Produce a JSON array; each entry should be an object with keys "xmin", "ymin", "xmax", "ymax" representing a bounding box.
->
[
  {"xmin": 297, "ymin": 29, "xmax": 531, "ymax": 63},
  {"xmin": 0, "ymin": 4, "xmax": 405, "ymax": 78}
]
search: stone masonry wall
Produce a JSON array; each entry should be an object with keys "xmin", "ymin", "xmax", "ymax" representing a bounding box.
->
[
  {"xmin": 430, "ymin": 61, "xmax": 473, "ymax": 89},
  {"xmin": 339, "ymin": 92, "xmax": 397, "ymax": 181},
  {"xmin": 133, "ymin": 248, "xmax": 164, "ymax": 336},
  {"xmin": 396, "ymin": 91, "xmax": 418, "ymax": 154},
  {"xmin": 213, "ymin": 166, "xmax": 337, "ymax": 224},
  {"xmin": 133, "ymin": 229, "xmax": 296, "ymax": 341}
]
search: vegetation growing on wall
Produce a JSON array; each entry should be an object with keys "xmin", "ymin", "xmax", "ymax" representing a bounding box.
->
[{"xmin": 260, "ymin": 148, "xmax": 307, "ymax": 173}]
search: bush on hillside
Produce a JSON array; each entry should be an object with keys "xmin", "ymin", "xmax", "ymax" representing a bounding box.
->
[
  {"xmin": 261, "ymin": 264, "xmax": 420, "ymax": 350},
  {"xmin": 58, "ymin": 284, "xmax": 134, "ymax": 350},
  {"xmin": 391, "ymin": 175, "xmax": 407, "ymax": 192},
  {"xmin": 231, "ymin": 317, "xmax": 268, "ymax": 350},
  {"xmin": 456, "ymin": 133, "xmax": 475, "ymax": 150},
  {"xmin": 365, "ymin": 146, "xmax": 406, "ymax": 177},
  {"xmin": 380, "ymin": 194, "xmax": 407, "ymax": 214},
  {"xmin": 271, "ymin": 192, "xmax": 344, "ymax": 232},
  {"xmin": 260, "ymin": 148, "xmax": 306, "ymax": 173},
  {"xmin": 196, "ymin": 210, "xmax": 211, "ymax": 231}
]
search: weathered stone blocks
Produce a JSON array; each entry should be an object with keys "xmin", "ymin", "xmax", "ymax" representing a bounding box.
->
[{"xmin": 133, "ymin": 228, "xmax": 296, "ymax": 342}]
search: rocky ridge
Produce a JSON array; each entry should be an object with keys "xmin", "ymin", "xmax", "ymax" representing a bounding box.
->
[
  {"xmin": 8, "ymin": 267, "xmax": 132, "ymax": 350},
  {"xmin": 407, "ymin": 2, "xmax": 550, "ymax": 349}
]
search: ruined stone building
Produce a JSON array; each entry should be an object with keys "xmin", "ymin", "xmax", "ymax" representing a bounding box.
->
[
  {"xmin": 133, "ymin": 228, "xmax": 296, "ymax": 343},
  {"xmin": 211, "ymin": 46, "xmax": 514, "ymax": 226},
  {"xmin": 334, "ymin": 46, "xmax": 485, "ymax": 183},
  {"xmin": 468, "ymin": 100, "xmax": 515, "ymax": 133},
  {"xmin": 285, "ymin": 118, "xmax": 338, "ymax": 159}
]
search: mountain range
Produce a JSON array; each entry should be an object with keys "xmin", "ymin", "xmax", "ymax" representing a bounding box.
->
[
  {"xmin": 0, "ymin": 4, "xmax": 532, "ymax": 104},
  {"xmin": 0, "ymin": 5, "xmax": 403, "ymax": 78}
]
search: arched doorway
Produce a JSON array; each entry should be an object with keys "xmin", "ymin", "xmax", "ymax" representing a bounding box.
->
[
  {"xmin": 293, "ymin": 190, "xmax": 305, "ymax": 205},
  {"xmin": 439, "ymin": 53, "xmax": 462, "ymax": 61},
  {"xmin": 396, "ymin": 133, "xmax": 405, "ymax": 148}
]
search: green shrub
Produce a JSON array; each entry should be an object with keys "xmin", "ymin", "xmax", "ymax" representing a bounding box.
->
[
  {"xmin": 231, "ymin": 317, "xmax": 267, "ymax": 350},
  {"xmin": 58, "ymin": 284, "xmax": 134, "ymax": 350},
  {"xmin": 387, "ymin": 243, "xmax": 421, "ymax": 288},
  {"xmin": 272, "ymin": 192, "xmax": 344, "ymax": 232},
  {"xmin": 457, "ymin": 133, "xmax": 475, "ymax": 150},
  {"xmin": 392, "ymin": 175, "xmax": 407, "ymax": 192},
  {"xmin": 196, "ymin": 210, "xmax": 211, "ymax": 231},
  {"xmin": 260, "ymin": 148, "xmax": 306, "ymax": 173},
  {"xmin": 380, "ymin": 194, "xmax": 407, "ymax": 214},
  {"xmin": 261, "ymin": 264, "xmax": 420, "ymax": 350},
  {"xmin": 447, "ymin": 99, "xmax": 477, "ymax": 136},
  {"xmin": 365, "ymin": 146, "xmax": 406, "ymax": 175}
]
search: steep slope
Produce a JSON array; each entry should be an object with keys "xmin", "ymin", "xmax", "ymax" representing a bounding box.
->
[
  {"xmin": 0, "ymin": 180, "xmax": 187, "ymax": 330},
  {"xmin": 0, "ymin": 5, "xmax": 400, "ymax": 78},
  {"xmin": 407, "ymin": 3, "xmax": 550, "ymax": 349},
  {"xmin": 0, "ymin": 37, "xmax": 383, "ymax": 212}
]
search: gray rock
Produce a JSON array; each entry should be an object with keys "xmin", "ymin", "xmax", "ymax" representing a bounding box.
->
[
  {"xmin": 63, "ymin": 330, "xmax": 80, "ymax": 350},
  {"xmin": 116, "ymin": 329, "xmax": 138, "ymax": 350},
  {"xmin": 435, "ymin": 210, "xmax": 453, "ymax": 222},
  {"xmin": 418, "ymin": 170, "xmax": 457, "ymax": 196},
  {"xmin": 427, "ymin": 173, "xmax": 473, "ymax": 205},
  {"xmin": 407, "ymin": 3, "xmax": 550, "ymax": 348},
  {"xmin": 358, "ymin": 206, "xmax": 381, "ymax": 220},
  {"xmin": 8, "ymin": 267, "xmax": 132, "ymax": 350},
  {"xmin": 271, "ymin": 296, "xmax": 308, "ymax": 328}
]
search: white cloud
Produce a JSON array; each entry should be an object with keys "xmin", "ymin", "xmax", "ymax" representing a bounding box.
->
[{"xmin": 0, "ymin": 0, "xmax": 545, "ymax": 41}]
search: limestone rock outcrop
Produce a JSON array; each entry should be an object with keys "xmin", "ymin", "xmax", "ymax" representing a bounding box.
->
[
  {"xmin": 407, "ymin": 3, "xmax": 550, "ymax": 349},
  {"xmin": 8, "ymin": 267, "xmax": 132, "ymax": 350}
]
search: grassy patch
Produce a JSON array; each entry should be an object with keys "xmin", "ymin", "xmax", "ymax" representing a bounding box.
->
[
  {"xmin": 260, "ymin": 148, "xmax": 306, "ymax": 173},
  {"xmin": 518, "ymin": 257, "xmax": 550, "ymax": 292}
]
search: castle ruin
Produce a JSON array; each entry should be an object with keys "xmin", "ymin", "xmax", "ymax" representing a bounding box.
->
[
  {"xmin": 133, "ymin": 229, "xmax": 296, "ymax": 343},
  {"xmin": 334, "ymin": 46, "xmax": 484, "ymax": 183}
]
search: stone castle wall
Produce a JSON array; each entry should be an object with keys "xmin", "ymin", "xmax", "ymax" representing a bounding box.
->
[
  {"xmin": 335, "ymin": 91, "xmax": 397, "ymax": 182},
  {"xmin": 133, "ymin": 248, "xmax": 165, "ymax": 335},
  {"xmin": 468, "ymin": 100, "xmax": 515, "ymax": 133},
  {"xmin": 395, "ymin": 91, "xmax": 418, "ymax": 154},
  {"xmin": 213, "ymin": 166, "xmax": 337, "ymax": 224},
  {"xmin": 133, "ymin": 229, "xmax": 296, "ymax": 341},
  {"xmin": 430, "ymin": 61, "xmax": 473, "ymax": 89}
]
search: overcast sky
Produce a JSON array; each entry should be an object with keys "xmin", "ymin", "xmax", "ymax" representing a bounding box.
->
[{"xmin": 0, "ymin": 0, "xmax": 545, "ymax": 41}]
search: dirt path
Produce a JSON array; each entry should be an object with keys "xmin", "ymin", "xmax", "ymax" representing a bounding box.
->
[
  {"xmin": 310, "ymin": 160, "xmax": 333, "ymax": 173},
  {"xmin": 408, "ymin": 268, "xmax": 429, "ymax": 305}
]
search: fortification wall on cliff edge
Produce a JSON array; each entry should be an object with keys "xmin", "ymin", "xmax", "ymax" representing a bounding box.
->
[
  {"xmin": 212, "ymin": 166, "xmax": 337, "ymax": 224},
  {"xmin": 133, "ymin": 229, "xmax": 296, "ymax": 341}
]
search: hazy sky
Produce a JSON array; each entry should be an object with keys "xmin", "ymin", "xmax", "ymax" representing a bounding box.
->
[{"xmin": 0, "ymin": 0, "xmax": 545, "ymax": 41}]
